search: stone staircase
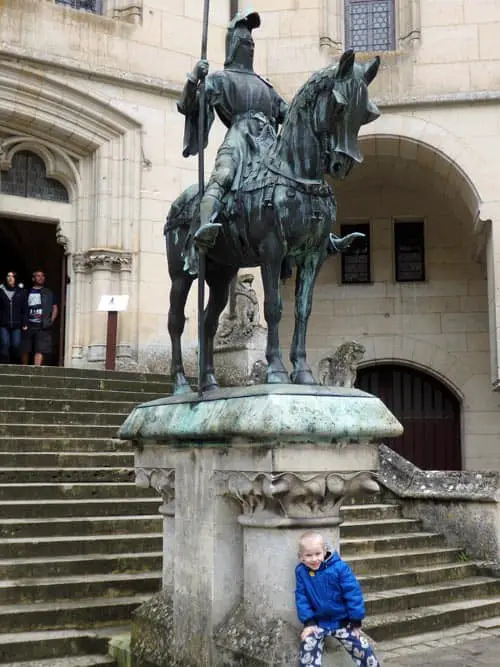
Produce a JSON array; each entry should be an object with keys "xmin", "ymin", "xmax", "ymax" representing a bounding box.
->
[
  {"xmin": 0, "ymin": 364, "xmax": 170, "ymax": 666},
  {"xmin": 340, "ymin": 501, "xmax": 500, "ymax": 641},
  {"xmin": 0, "ymin": 365, "xmax": 499, "ymax": 665}
]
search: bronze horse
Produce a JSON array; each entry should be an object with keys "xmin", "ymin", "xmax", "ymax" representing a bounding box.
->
[{"xmin": 165, "ymin": 50, "xmax": 380, "ymax": 394}]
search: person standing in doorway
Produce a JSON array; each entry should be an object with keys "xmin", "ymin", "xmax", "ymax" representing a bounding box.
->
[
  {"xmin": 22, "ymin": 270, "xmax": 58, "ymax": 366},
  {"xmin": 0, "ymin": 271, "xmax": 28, "ymax": 364}
]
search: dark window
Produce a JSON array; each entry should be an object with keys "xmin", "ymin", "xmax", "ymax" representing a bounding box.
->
[
  {"xmin": 1, "ymin": 151, "xmax": 69, "ymax": 203},
  {"xmin": 394, "ymin": 221, "xmax": 425, "ymax": 282},
  {"xmin": 340, "ymin": 222, "xmax": 371, "ymax": 284},
  {"xmin": 55, "ymin": 0, "xmax": 104, "ymax": 13},
  {"xmin": 345, "ymin": 0, "xmax": 396, "ymax": 52}
]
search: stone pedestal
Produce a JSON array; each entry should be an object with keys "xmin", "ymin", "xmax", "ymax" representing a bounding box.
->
[{"xmin": 120, "ymin": 385, "xmax": 402, "ymax": 667}]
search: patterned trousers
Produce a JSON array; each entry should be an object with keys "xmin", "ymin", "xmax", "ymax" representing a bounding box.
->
[{"xmin": 299, "ymin": 626, "xmax": 381, "ymax": 666}]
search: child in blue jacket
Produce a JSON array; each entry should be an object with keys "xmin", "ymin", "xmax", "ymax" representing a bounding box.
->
[{"xmin": 295, "ymin": 531, "xmax": 380, "ymax": 666}]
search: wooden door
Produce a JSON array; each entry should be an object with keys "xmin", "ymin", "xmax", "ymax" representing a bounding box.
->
[{"xmin": 357, "ymin": 363, "xmax": 461, "ymax": 470}]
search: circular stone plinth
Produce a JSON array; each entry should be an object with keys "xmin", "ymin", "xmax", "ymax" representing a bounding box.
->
[{"xmin": 118, "ymin": 384, "xmax": 403, "ymax": 445}]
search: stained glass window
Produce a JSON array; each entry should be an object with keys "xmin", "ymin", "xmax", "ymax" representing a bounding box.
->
[
  {"xmin": 394, "ymin": 221, "xmax": 425, "ymax": 282},
  {"xmin": 55, "ymin": 0, "xmax": 103, "ymax": 13},
  {"xmin": 1, "ymin": 151, "xmax": 70, "ymax": 203},
  {"xmin": 340, "ymin": 223, "xmax": 371, "ymax": 284},
  {"xmin": 345, "ymin": 0, "xmax": 396, "ymax": 52}
]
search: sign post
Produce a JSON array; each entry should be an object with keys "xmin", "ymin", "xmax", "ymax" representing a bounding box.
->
[{"xmin": 98, "ymin": 295, "xmax": 129, "ymax": 371}]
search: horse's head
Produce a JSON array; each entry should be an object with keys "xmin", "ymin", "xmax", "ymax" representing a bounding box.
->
[{"xmin": 312, "ymin": 50, "xmax": 380, "ymax": 180}]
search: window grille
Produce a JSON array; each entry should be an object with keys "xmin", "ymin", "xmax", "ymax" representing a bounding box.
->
[
  {"xmin": 340, "ymin": 223, "xmax": 371, "ymax": 284},
  {"xmin": 345, "ymin": 0, "xmax": 396, "ymax": 52},
  {"xmin": 54, "ymin": 0, "xmax": 104, "ymax": 14},
  {"xmin": 394, "ymin": 221, "xmax": 425, "ymax": 282},
  {"xmin": 1, "ymin": 151, "xmax": 70, "ymax": 203}
]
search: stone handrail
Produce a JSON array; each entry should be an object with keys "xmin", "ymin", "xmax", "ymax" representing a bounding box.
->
[
  {"xmin": 379, "ymin": 444, "xmax": 500, "ymax": 502},
  {"xmin": 378, "ymin": 445, "xmax": 500, "ymax": 565}
]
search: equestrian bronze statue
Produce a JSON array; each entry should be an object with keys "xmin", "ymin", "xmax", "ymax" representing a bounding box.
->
[{"xmin": 165, "ymin": 10, "xmax": 380, "ymax": 395}]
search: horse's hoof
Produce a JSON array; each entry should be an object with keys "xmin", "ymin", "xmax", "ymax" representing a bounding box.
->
[
  {"xmin": 291, "ymin": 370, "xmax": 317, "ymax": 385},
  {"xmin": 266, "ymin": 370, "xmax": 291, "ymax": 384},
  {"xmin": 202, "ymin": 373, "xmax": 219, "ymax": 393},
  {"xmin": 173, "ymin": 381, "xmax": 194, "ymax": 396}
]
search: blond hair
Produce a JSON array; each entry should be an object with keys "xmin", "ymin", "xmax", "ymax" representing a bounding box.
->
[{"xmin": 298, "ymin": 531, "xmax": 325, "ymax": 554}]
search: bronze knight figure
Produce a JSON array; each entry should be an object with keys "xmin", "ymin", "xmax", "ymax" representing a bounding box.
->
[{"xmin": 177, "ymin": 9, "xmax": 288, "ymax": 274}]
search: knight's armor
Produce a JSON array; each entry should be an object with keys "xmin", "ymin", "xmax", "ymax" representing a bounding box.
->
[{"xmin": 177, "ymin": 10, "xmax": 288, "ymax": 274}]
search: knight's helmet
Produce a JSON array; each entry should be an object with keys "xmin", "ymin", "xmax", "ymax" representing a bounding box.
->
[{"xmin": 224, "ymin": 8, "xmax": 261, "ymax": 67}]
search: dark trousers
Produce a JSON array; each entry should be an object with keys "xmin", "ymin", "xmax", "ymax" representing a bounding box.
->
[
  {"xmin": 0, "ymin": 327, "xmax": 22, "ymax": 363},
  {"xmin": 299, "ymin": 626, "xmax": 380, "ymax": 666}
]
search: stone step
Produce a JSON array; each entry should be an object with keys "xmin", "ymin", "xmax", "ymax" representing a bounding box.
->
[
  {"xmin": 0, "ymin": 533, "xmax": 162, "ymax": 559},
  {"xmin": 0, "ymin": 412, "xmax": 126, "ymax": 426},
  {"xmin": 365, "ymin": 576, "xmax": 500, "ymax": 615},
  {"xmin": 0, "ymin": 363, "xmax": 169, "ymax": 383},
  {"xmin": 0, "ymin": 468, "xmax": 135, "ymax": 484},
  {"xmin": 0, "ymin": 552, "xmax": 162, "ymax": 580},
  {"xmin": 0, "ymin": 425, "xmax": 120, "ymax": 438},
  {"xmin": 365, "ymin": 596, "xmax": 500, "ymax": 641},
  {"xmin": 0, "ymin": 629, "xmax": 110, "ymax": 663},
  {"xmin": 345, "ymin": 547, "xmax": 464, "ymax": 574},
  {"xmin": 0, "ymin": 384, "xmax": 165, "ymax": 403},
  {"xmin": 0, "ymin": 373, "xmax": 171, "ymax": 394},
  {"xmin": 340, "ymin": 503, "xmax": 402, "ymax": 522},
  {"xmin": 0, "ymin": 438, "xmax": 131, "ymax": 453},
  {"xmin": 0, "ymin": 515, "xmax": 162, "ymax": 539},
  {"xmin": 0, "ymin": 453, "xmax": 134, "ymax": 468},
  {"xmin": 358, "ymin": 562, "xmax": 481, "ymax": 593},
  {"xmin": 0, "ymin": 571, "xmax": 161, "ymax": 605},
  {"xmin": 340, "ymin": 518, "xmax": 421, "ymax": 537},
  {"xmin": 0, "ymin": 655, "xmax": 115, "ymax": 667},
  {"xmin": 341, "ymin": 532, "xmax": 445, "ymax": 555},
  {"xmin": 0, "ymin": 497, "xmax": 160, "ymax": 519},
  {"xmin": 0, "ymin": 397, "xmax": 136, "ymax": 414},
  {"xmin": 0, "ymin": 594, "xmax": 150, "ymax": 633},
  {"xmin": 0, "ymin": 483, "xmax": 156, "ymax": 502}
]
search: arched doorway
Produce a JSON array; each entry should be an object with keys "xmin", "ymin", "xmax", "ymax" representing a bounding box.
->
[
  {"xmin": 0, "ymin": 217, "xmax": 67, "ymax": 366},
  {"xmin": 357, "ymin": 363, "xmax": 462, "ymax": 470},
  {"xmin": 0, "ymin": 149, "xmax": 71, "ymax": 365}
]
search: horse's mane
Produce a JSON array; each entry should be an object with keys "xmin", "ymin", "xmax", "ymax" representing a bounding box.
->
[{"xmin": 284, "ymin": 65, "xmax": 338, "ymax": 124}]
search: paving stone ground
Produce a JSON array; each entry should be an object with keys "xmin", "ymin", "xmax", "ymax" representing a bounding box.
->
[{"xmin": 376, "ymin": 617, "xmax": 500, "ymax": 666}]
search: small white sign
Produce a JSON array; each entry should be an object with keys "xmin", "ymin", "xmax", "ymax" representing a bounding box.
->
[{"xmin": 98, "ymin": 295, "xmax": 129, "ymax": 312}]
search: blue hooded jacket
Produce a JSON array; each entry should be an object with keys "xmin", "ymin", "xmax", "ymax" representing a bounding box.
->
[{"xmin": 295, "ymin": 550, "xmax": 365, "ymax": 631}]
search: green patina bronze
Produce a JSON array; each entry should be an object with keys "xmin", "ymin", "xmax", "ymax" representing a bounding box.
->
[{"xmin": 164, "ymin": 10, "xmax": 380, "ymax": 395}]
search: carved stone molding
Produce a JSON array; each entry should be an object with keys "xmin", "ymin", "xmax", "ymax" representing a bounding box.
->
[
  {"xmin": 72, "ymin": 249, "xmax": 133, "ymax": 273},
  {"xmin": 136, "ymin": 467, "xmax": 175, "ymax": 516},
  {"xmin": 225, "ymin": 471, "xmax": 380, "ymax": 527},
  {"xmin": 56, "ymin": 222, "xmax": 71, "ymax": 256}
]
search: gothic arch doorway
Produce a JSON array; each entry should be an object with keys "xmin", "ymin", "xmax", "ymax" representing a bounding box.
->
[
  {"xmin": 0, "ymin": 217, "xmax": 67, "ymax": 366},
  {"xmin": 357, "ymin": 363, "xmax": 462, "ymax": 470}
]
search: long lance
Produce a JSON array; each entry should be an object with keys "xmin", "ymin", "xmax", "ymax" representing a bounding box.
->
[{"xmin": 197, "ymin": 0, "xmax": 210, "ymax": 397}]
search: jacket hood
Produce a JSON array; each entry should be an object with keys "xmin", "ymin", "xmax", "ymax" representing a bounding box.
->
[{"xmin": 296, "ymin": 549, "xmax": 340, "ymax": 574}]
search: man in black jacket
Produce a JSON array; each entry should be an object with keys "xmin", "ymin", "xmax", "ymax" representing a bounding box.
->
[
  {"xmin": 0, "ymin": 271, "xmax": 28, "ymax": 364},
  {"xmin": 21, "ymin": 270, "xmax": 58, "ymax": 367}
]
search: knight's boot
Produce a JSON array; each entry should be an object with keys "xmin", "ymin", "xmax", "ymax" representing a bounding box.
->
[{"xmin": 194, "ymin": 194, "xmax": 223, "ymax": 249}]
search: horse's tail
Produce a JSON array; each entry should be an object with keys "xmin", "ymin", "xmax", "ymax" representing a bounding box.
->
[{"xmin": 164, "ymin": 183, "xmax": 201, "ymax": 235}]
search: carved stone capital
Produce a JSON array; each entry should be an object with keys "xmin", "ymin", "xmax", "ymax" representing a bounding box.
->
[
  {"xmin": 225, "ymin": 470, "xmax": 379, "ymax": 528},
  {"xmin": 136, "ymin": 467, "xmax": 175, "ymax": 516},
  {"xmin": 72, "ymin": 249, "xmax": 133, "ymax": 273}
]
